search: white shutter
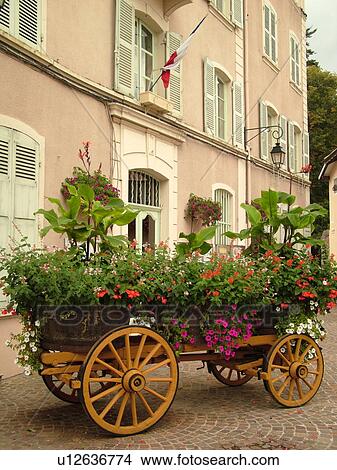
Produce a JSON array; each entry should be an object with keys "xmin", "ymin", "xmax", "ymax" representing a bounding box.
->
[
  {"xmin": 270, "ymin": 9, "xmax": 277, "ymax": 62},
  {"xmin": 290, "ymin": 36, "xmax": 296, "ymax": 83},
  {"xmin": 13, "ymin": 131, "xmax": 39, "ymax": 245},
  {"xmin": 303, "ymin": 132, "xmax": 310, "ymax": 178},
  {"xmin": 233, "ymin": 81, "xmax": 244, "ymax": 148},
  {"xmin": 264, "ymin": 5, "xmax": 270, "ymax": 57},
  {"xmin": 166, "ymin": 32, "xmax": 182, "ymax": 116},
  {"xmin": 114, "ymin": 0, "xmax": 135, "ymax": 97},
  {"xmin": 17, "ymin": 0, "xmax": 41, "ymax": 46},
  {"xmin": 204, "ymin": 58, "xmax": 215, "ymax": 135},
  {"xmin": 288, "ymin": 121, "xmax": 295, "ymax": 172},
  {"xmin": 232, "ymin": 0, "xmax": 243, "ymax": 27},
  {"xmin": 259, "ymin": 101, "xmax": 268, "ymax": 160},
  {"xmin": 279, "ymin": 115, "xmax": 287, "ymax": 169},
  {"xmin": 0, "ymin": 126, "xmax": 11, "ymax": 250},
  {"xmin": 0, "ymin": 0, "xmax": 11, "ymax": 31}
]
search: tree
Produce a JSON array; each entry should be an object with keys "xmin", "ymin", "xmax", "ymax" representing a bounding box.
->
[
  {"xmin": 307, "ymin": 65, "xmax": 337, "ymax": 234},
  {"xmin": 306, "ymin": 27, "xmax": 318, "ymax": 67}
]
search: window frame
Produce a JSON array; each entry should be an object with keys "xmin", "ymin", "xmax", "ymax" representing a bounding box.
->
[
  {"xmin": 293, "ymin": 123, "xmax": 302, "ymax": 173},
  {"xmin": 215, "ymin": 75, "xmax": 226, "ymax": 140},
  {"xmin": 134, "ymin": 18, "xmax": 154, "ymax": 96},
  {"xmin": 263, "ymin": 1, "xmax": 277, "ymax": 64}
]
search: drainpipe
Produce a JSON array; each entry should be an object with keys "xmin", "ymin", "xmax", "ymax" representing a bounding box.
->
[{"xmin": 243, "ymin": 0, "xmax": 250, "ymax": 209}]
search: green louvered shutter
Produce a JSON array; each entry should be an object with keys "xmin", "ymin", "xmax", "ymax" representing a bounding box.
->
[
  {"xmin": 204, "ymin": 58, "xmax": 215, "ymax": 135},
  {"xmin": 17, "ymin": 0, "xmax": 41, "ymax": 47},
  {"xmin": 114, "ymin": 0, "xmax": 135, "ymax": 96},
  {"xmin": 0, "ymin": 126, "xmax": 11, "ymax": 251},
  {"xmin": 166, "ymin": 31, "xmax": 183, "ymax": 116},
  {"xmin": 0, "ymin": 0, "xmax": 11, "ymax": 31},
  {"xmin": 288, "ymin": 121, "xmax": 295, "ymax": 172},
  {"xmin": 279, "ymin": 115, "xmax": 288, "ymax": 169},
  {"xmin": 259, "ymin": 101, "xmax": 268, "ymax": 160},
  {"xmin": 232, "ymin": 0, "xmax": 243, "ymax": 27},
  {"xmin": 233, "ymin": 81, "xmax": 244, "ymax": 148}
]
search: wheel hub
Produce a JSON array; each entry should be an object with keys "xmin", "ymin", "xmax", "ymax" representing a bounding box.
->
[
  {"xmin": 289, "ymin": 361, "xmax": 308, "ymax": 379},
  {"xmin": 122, "ymin": 369, "xmax": 146, "ymax": 392}
]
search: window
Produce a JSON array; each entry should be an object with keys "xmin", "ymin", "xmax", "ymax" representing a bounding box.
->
[
  {"xmin": 210, "ymin": 0, "xmax": 243, "ymax": 27},
  {"xmin": 294, "ymin": 126, "xmax": 302, "ymax": 172},
  {"xmin": 204, "ymin": 59, "xmax": 243, "ymax": 145},
  {"xmin": 216, "ymin": 75, "xmax": 226, "ymax": 139},
  {"xmin": 290, "ymin": 35, "xmax": 300, "ymax": 86},
  {"xmin": 214, "ymin": 188, "xmax": 232, "ymax": 247},
  {"xmin": 264, "ymin": 2, "xmax": 277, "ymax": 63},
  {"xmin": 128, "ymin": 171, "xmax": 161, "ymax": 249},
  {"xmin": 0, "ymin": 0, "xmax": 42, "ymax": 48},
  {"xmin": 259, "ymin": 101, "xmax": 279, "ymax": 161},
  {"xmin": 135, "ymin": 19, "xmax": 154, "ymax": 96},
  {"xmin": 114, "ymin": 0, "xmax": 182, "ymax": 114}
]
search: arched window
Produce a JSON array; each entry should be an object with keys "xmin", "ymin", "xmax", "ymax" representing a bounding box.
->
[
  {"xmin": 214, "ymin": 188, "xmax": 233, "ymax": 247},
  {"xmin": 128, "ymin": 170, "xmax": 160, "ymax": 207},
  {"xmin": 128, "ymin": 171, "xmax": 161, "ymax": 248}
]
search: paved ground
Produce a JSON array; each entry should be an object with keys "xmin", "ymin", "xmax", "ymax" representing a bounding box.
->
[{"xmin": 1, "ymin": 312, "xmax": 337, "ymax": 450}]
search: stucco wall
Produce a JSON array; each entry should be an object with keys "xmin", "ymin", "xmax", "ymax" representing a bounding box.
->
[{"xmin": 0, "ymin": 317, "xmax": 21, "ymax": 378}]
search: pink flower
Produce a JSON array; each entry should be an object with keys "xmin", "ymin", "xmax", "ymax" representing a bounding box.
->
[
  {"xmin": 231, "ymin": 304, "xmax": 237, "ymax": 311},
  {"xmin": 225, "ymin": 335, "xmax": 231, "ymax": 341},
  {"xmin": 189, "ymin": 337, "xmax": 196, "ymax": 345},
  {"xmin": 206, "ymin": 329, "xmax": 214, "ymax": 335},
  {"xmin": 181, "ymin": 330, "xmax": 188, "ymax": 338},
  {"xmin": 174, "ymin": 342, "xmax": 181, "ymax": 350},
  {"xmin": 219, "ymin": 345, "xmax": 224, "ymax": 353},
  {"xmin": 229, "ymin": 329, "xmax": 239, "ymax": 337},
  {"xmin": 207, "ymin": 342, "xmax": 213, "ymax": 348},
  {"xmin": 205, "ymin": 335, "xmax": 212, "ymax": 342},
  {"xmin": 222, "ymin": 320, "xmax": 228, "ymax": 328},
  {"xmin": 171, "ymin": 319, "xmax": 178, "ymax": 325}
]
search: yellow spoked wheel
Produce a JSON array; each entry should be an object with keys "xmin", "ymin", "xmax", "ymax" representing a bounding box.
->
[
  {"xmin": 264, "ymin": 334, "xmax": 324, "ymax": 407},
  {"xmin": 79, "ymin": 326, "xmax": 179, "ymax": 435},
  {"xmin": 208, "ymin": 362, "xmax": 252, "ymax": 386}
]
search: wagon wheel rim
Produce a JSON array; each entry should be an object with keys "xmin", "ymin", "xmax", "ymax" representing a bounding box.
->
[
  {"xmin": 209, "ymin": 362, "xmax": 252, "ymax": 386},
  {"xmin": 42, "ymin": 372, "xmax": 80, "ymax": 403},
  {"xmin": 80, "ymin": 326, "xmax": 179, "ymax": 435},
  {"xmin": 265, "ymin": 334, "xmax": 324, "ymax": 407}
]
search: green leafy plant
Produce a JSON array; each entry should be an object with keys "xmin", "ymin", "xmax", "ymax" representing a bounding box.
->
[
  {"xmin": 36, "ymin": 183, "xmax": 138, "ymax": 258},
  {"xmin": 61, "ymin": 142, "xmax": 120, "ymax": 205},
  {"xmin": 175, "ymin": 226, "xmax": 217, "ymax": 258},
  {"xmin": 225, "ymin": 189, "xmax": 327, "ymax": 255}
]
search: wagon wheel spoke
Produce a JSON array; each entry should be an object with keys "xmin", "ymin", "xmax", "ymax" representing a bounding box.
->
[
  {"xmin": 91, "ymin": 383, "xmax": 122, "ymax": 404},
  {"xmin": 299, "ymin": 343, "xmax": 312, "ymax": 362},
  {"xmin": 143, "ymin": 358, "xmax": 171, "ymax": 376},
  {"xmin": 227, "ymin": 369, "xmax": 233, "ymax": 380},
  {"xmin": 56, "ymin": 382, "xmax": 65, "ymax": 391},
  {"xmin": 307, "ymin": 370, "xmax": 319, "ymax": 376},
  {"xmin": 286, "ymin": 341, "xmax": 294, "ymax": 362},
  {"xmin": 295, "ymin": 379, "xmax": 304, "ymax": 399},
  {"xmin": 133, "ymin": 334, "xmax": 147, "ymax": 369},
  {"xmin": 144, "ymin": 386, "xmax": 167, "ymax": 402},
  {"xmin": 124, "ymin": 334, "xmax": 132, "ymax": 370},
  {"xmin": 95, "ymin": 357, "xmax": 124, "ymax": 377},
  {"xmin": 99, "ymin": 389, "xmax": 125, "ymax": 419},
  {"xmin": 277, "ymin": 350, "xmax": 291, "ymax": 365},
  {"xmin": 276, "ymin": 376, "xmax": 291, "ymax": 397},
  {"xmin": 139, "ymin": 343, "xmax": 162, "ymax": 370},
  {"xmin": 301, "ymin": 377, "xmax": 314, "ymax": 390},
  {"xmin": 288, "ymin": 378, "xmax": 295, "ymax": 401},
  {"xmin": 137, "ymin": 391, "xmax": 154, "ymax": 416},
  {"xmin": 115, "ymin": 393, "xmax": 129, "ymax": 428},
  {"xmin": 271, "ymin": 371, "xmax": 289, "ymax": 384},
  {"xmin": 131, "ymin": 393, "xmax": 138, "ymax": 426},
  {"xmin": 294, "ymin": 338, "xmax": 302, "ymax": 360},
  {"xmin": 218, "ymin": 366, "xmax": 226, "ymax": 375},
  {"xmin": 271, "ymin": 364, "xmax": 289, "ymax": 371},
  {"xmin": 147, "ymin": 377, "xmax": 173, "ymax": 383},
  {"xmin": 108, "ymin": 342, "xmax": 127, "ymax": 373}
]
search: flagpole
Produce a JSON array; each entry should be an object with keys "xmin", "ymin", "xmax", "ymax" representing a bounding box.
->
[{"xmin": 149, "ymin": 71, "xmax": 163, "ymax": 92}]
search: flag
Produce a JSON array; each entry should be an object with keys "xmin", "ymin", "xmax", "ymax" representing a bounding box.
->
[{"xmin": 161, "ymin": 16, "xmax": 207, "ymax": 89}]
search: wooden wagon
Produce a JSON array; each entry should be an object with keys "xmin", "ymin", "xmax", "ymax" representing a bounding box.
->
[{"xmin": 39, "ymin": 306, "xmax": 324, "ymax": 436}]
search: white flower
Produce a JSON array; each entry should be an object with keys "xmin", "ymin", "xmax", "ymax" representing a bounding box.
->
[
  {"xmin": 310, "ymin": 301, "xmax": 314, "ymax": 306},
  {"xmin": 297, "ymin": 327, "xmax": 302, "ymax": 334},
  {"xmin": 276, "ymin": 307, "xmax": 281, "ymax": 312},
  {"xmin": 14, "ymin": 358, "xmax": 18, "ymax": 364},
  {"xmin": 30, "ymin": 331, "xmax": 35, "ymax": 337},
  {"xmin": 314, "ymin": 302, "xmax": 318, "ymax": 307},
  {"xmin": 289, "ymin": 323, "xmax": 294, "ymax": 328},
  {"xmin": 286, "ymin": 329, "xmax": 292, "ymax": 334},
  {"xmin": 31, "ymin": 346, "xmax": 37, "ymax": 352},
  {"xmin": 35, "ymin": 320, "xmax": 40, "ymax": 327},
  {"xmin": 323, "ymin": 280, "xmax": 328, "ymax": 285},
  {"xmin": 184, "ymin": 291, "xmax": 189, "ymax": 296},
  {"xmin": 24, "ymin": 369, "xmax": 31, "ymax": 376},
  {"xmin": 4, "ymin": 340, "xmax": 10, "ymax": 347},
  {"xmin": 280, "ymin": 346, "xmax": 286, "ymax": 353},
  {"xmin": 24, "ymin": 355, "xmax": 29, "ymax": 360},
  {"xmin": 24, "ymin": 337, "xmax": 30, "ymax": 343}
]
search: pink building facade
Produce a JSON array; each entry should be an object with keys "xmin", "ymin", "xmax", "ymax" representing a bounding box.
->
[{"xmin": 0, "ymin": 0, "xmax": 309, "ymax": 377}]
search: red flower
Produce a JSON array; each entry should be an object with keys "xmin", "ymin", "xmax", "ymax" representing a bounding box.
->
[
  {"xmin": 96, "ymin": 289, "xmax": 108, "ymax": 298},
  {"xmin": 161, "ymin": 296, "xmax": 167, "ymax": 304},
  {"xmin": 286, "ymin": 259, "xmax": 293, "ymax": 267},
  {"xmin": 307, "ymin": 276, "xmax": 314, "ymax": 281},
  {"xmin": 125, "ymin": 289, "xmax": 140, "ymax": 299},
  {"xmin": 280, "ymin": 303, "xmax": 289, "ymax": 309},
  {"xmin": 264, "ymin": 250, "xmax": 273, "ymax": 257},
  {"xmin": 113, "ymin": 294, "xmax": 122, "ymax": 300},
  {"xmin": 212, "ymin": 291, "xmax": 220, "ymax": 297},
  {"xmin": 302, "ymin": 291, "xmax": 316, "ymax": 298},
  {"xmin": 329, "ymin": 289, "xmax": 337, "ymax": 299},
  {"xmin": 228, "ymin": 277, "xmax": 234, "ymax": 285},
  {"xmin": 326, "ymin": 302, "xmax": 336, "ymax": 310}
]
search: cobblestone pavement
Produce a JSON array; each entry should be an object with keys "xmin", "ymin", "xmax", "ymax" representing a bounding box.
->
[{"xmin": 1, "ymin": 313, "xmax": 337, "ymax": 450}]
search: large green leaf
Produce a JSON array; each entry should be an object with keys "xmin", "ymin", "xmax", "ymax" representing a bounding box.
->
[
  {"xmin": 34, "ymin": 208, "xmax": 58, "ymax": 226},
  {"xmin": 78, "ymin": 183, "xmax": 95, "ymax": 203},
  {"xmin": 259, "ymin": 189, "xmax": 278, "ymax": 219},
  {"xmin": 113, "ymin": 209, "xmax": 139, "ymax": 226},
  {"xmin": 277, "ymin": 192, "xmax": 296, "ymax": 206},
  {"xmin": 241, "ymin": 204, "xmax": 261, "ymax": 226},
  {"xmin": 67, "ymin": 196, "xmax": 81, "ymax": 219}
]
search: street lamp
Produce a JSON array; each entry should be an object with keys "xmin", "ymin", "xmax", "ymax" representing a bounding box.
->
[{"xmin": 244, "ymin": 125, "xmax": 285, "ymax": 164}]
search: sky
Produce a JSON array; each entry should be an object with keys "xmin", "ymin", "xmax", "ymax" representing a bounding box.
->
[{"xmin": 305, "ymin": 0, "xmax": 337, "ymax": 72}]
